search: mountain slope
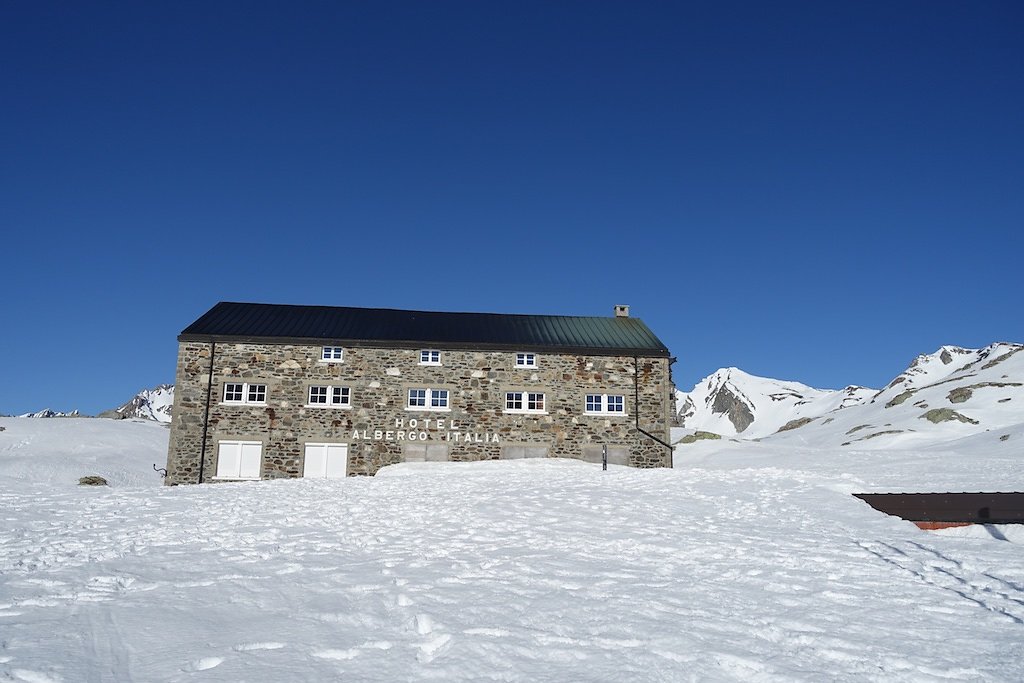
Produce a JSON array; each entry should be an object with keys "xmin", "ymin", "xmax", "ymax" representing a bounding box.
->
[
  {"xmin": 676, "ymin": 343, "xmax": 1024, "ymax": 448},
  {"xmin": 97, "ymin": 384, "xmax": 175, "ymax": 423},
  {"xmin": 676, "ymin": 367, "xmax": 873, "ymax": 439},
  {"xmin": 16, "ymin": 409, "xmax": 83, "ymax": 418}
]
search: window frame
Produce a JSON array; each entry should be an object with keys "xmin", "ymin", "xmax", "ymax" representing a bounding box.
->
[
  {"xmin": 504, "ymin": 391, "xmax": 547, "ymax": 414},
  {"xmin": 584, "ymin": 393, "xmax": 627, "ymax": 416},
  {"xmin": 222, "ymin": 382, "xmax": 268, "ymax": 405},
  {"xmin": 321, "ymin": 346, "xmax": 344, "ymax": 363},
  {"xmin": 406, "ymin": 387, "xmax": 450, "ymax": 411},
  {"xmin": 515, "ymin": 352, "xmax": 537, "ymax": 368},
  {"xmin": 307, "ymin": 385, "xmax": 352, "ymax": 408},
  {"xmin": 419, "ymin": 349, "xmax": 442, "ymax": 366}
]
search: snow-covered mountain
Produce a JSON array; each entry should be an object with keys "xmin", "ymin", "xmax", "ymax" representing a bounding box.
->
[
  {"xmin": 17, "ymin": 409, "xmax": 82, "ymax": 418},
  {"xmin": 17, "ymin": 385, "xmax": 176, "ymax": 423},
  {"xmin": 97, "ymin": 384, "xmax": 175, "ymax": 423},
  {"xmin": 676, "ymin": 367, "xmax": 873, "ymax": 439},
  {"xmin": 676, "ymin": 343, "xmax": 1024, "ymax": 448}
]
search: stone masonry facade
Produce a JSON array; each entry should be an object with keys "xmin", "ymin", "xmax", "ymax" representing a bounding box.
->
[{"xmin": 165, "ymin": 341, "xmax": 673, "ymax": 484}]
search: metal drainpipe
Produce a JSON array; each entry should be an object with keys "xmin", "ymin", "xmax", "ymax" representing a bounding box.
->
[
  {"xmin": 197, "ymin": 340, "xmax": 216, "ymax": 484},
  {"xmin": 634, "ymin": 355, "xmax": 674, "ymax": 462}
]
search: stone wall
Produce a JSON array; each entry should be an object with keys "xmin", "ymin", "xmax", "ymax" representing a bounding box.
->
[{"xmin": 165, "ymin": 341, "xmax": 673, "ymax": 484}]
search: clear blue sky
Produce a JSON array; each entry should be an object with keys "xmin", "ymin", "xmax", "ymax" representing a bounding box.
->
[{"xmin": 2, "ymin": 1, "xmax": 1022, "ymax": 415}]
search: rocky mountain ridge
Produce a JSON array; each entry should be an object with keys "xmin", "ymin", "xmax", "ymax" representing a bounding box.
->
[
  {"xmin": 16, "ymin": 409, "xmax": 83, "ymax": 418},
  {"xmin": 676, "ymin": 343, "xmax": 1023, "ymax": 448},
  {"xmin": 97, "ymin": 384, "xmax": 175, "ymax": 423},
  {"xmin": 18, "ymin": 385, "xmax": 175, "ymax": 424}
]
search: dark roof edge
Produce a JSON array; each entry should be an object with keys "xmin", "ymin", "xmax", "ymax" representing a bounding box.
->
[
  {"xmin": 177, "ymin": 334, "xmax": 670, "ymax": 358},
  {"xmin": 207, "ymin": 300, "xmax": 649, "ymax": 322}
]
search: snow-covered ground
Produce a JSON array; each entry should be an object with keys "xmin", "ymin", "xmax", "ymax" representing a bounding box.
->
[
  {"xmin": 0, "ymin": 417, "xmax": 168, "ymax": 488},
  {"xmin": 1, "ymin": 417, "xmax": 1023, "ymax": 681}
]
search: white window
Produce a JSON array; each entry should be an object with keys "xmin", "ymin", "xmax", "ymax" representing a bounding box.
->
[
  {"xmin": 407, "ymin": 387, "xmax": 449, "ymax": 411},
  {"xmin": 500, "ymin": 445, "xmax": 548, "ymax": 459},
  {"xmin": 321, "ymin": 346, "xmax": 344, "ymax": 362},
  {"xmin": 303, "ymin": 443, "xmax": 348, "ymax": 478},
  {"xmin": 585, "ymin": 394, "xmax": 626, "ymax": 415},
  {"xmin": 308, "ymin": 385, "xmax": 351, "ymax": 407},
  {"xmin": 403, "ymin": 443, "xmax": 450, "ymax": 462},
  {"xmin": 223, "ymin": 382, "xmax": 267, "ymax": 405},
  {"xmin": 504, "ymin": 391, "xmax": 546, "ymax": 414},
  {"xmin": 515, "ymin": 353, "xmax": 537, "ymax": 368},
  {"xmin": 419, "ymin": 349, "xmax": 441, "ymax": 365},
  {"xmin": 215, "ymin": 440, "xmax": 263, "ymax": 479}
]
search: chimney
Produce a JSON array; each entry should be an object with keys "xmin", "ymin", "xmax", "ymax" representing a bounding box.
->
[{"xmin": 614, "ymin": 304, "xmax": 630, "ymax": 318}]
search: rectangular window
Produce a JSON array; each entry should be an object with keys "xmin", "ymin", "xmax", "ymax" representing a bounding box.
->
[
  {"xmin": 223, "ymin": 382, "xmax": 267, "ymax": 405},
  {"xmin": 215, "ymin": 440, "xmax": 263, "ymax": 479},
  {"xmin": 419, "ymin": 349, "xmax": 441, "ymax": 365},
  {"xmin": 506, "ymin": 391, "xmax": 523, "ymax": 411},
  {"xmin": 247, "ymin": 384, "xmax": 266, "ymax": 404},
  {"xmin": 224, "ymin": 383, "xmax": 244, "ymax": 403},
  {"xmin": 582, "ymin": 445, "xmax": 630, "ymax": 466},
  {"xmin": 505, "ymin": 391, "xmax": 546, "ymax": 414},
  {"xmin": 584, "ymin": 394, "xmax": 626, "ymax": 415},
  {"xmin": 321, "ymin": 346, "xmax": 344, "ymax": 362},
  {"xmin": 500, "ymin": 445, "xmax": 549, "ymax": 459},
  {"xmin": 403, "ymin": 444, "xmax": 450, "ymax": 462},
  {"xmin": 308, "ymin": 385, "xmax": 350, "ymax": 407},
  {"xmin": 408, "ymin": 387, "xmax": 449, "ymax": 410},
  {"xmin": 515, "ymin": 353, "xmax": 536, "ymax": 368}
]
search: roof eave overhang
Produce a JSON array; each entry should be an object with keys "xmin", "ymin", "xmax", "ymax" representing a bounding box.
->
[{"xmin": 177, "ymin": 333, "xmax": 670, "ymax": 358}]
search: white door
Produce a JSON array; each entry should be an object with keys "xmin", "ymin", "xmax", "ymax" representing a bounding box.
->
[
  {"xmin": 216, "ymin": 441, "xmax": 263, "ymax": 479},
  {"xmin": 216, "ymin": 442, "xmax": 240, "ymax": 478},
  {"xmin": 238, "ymin": 442, "xmax": 263, "ymax": 478},
  {"xmin": 303, "ymin": 443, "xmax": 348, "ymax": 478}
]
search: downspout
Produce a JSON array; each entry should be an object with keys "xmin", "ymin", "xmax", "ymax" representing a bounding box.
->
[
  {"xmin": 634, "ymin": 355, "xmax": 674, "ymax": 463},
  {"xmin": 198, "ymin": 340, "xmax": 216, "ymax": 484}
]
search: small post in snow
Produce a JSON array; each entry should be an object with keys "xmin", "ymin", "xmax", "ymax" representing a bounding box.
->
[{"xmin": 602, "ymin": 444, "xmax": 607, "ymax": 471}]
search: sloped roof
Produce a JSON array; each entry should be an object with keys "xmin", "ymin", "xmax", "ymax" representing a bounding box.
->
[{"xmin": 179, "ymin": 302, "xmax": 669, "ymax": 357}]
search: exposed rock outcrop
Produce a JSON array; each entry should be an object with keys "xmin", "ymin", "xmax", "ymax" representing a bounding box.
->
[{"xmin": 711, "ymin": 386, "xmax": 755, "ymax": 433}]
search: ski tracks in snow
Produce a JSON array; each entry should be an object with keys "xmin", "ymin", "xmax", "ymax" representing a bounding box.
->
[
  {"xmin": 857, "ymin": 538, "xmax": 1024, "ymax": 625},
  {"xmin": 1, "ymin": 462, "xmax": 1023, "ymax": 681}
]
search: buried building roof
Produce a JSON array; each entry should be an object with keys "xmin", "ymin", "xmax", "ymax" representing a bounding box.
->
[{"xmin": 179, "ymin": 301, "xmax": 670, "ymax": 357}]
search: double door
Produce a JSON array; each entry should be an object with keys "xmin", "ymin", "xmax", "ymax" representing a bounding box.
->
[{"xmin": 303, "ymin": 443, "xmax": 348, "ymax": 478}]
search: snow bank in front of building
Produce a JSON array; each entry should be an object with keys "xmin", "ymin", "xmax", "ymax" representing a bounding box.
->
[{"xmin": 1, "ymin": 423, "xmax": 1023, "ymax": 681}]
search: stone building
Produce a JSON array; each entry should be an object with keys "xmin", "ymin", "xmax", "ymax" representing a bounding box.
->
[{"xmin": 165, "ymin": 302, "xmax": 674, "ymax": 484}]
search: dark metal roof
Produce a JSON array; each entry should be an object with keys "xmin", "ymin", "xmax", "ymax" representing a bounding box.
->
[
  {"xmin": 179, "ymin": 302, "xmax": 670, "ymax": 356},
  {"xmin": 854, "ymin": 493, "xmax": 1024, "ymax": 524}
]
